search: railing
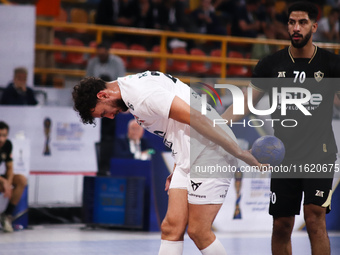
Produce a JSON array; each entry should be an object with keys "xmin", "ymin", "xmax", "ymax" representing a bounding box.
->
[{"xmin": 35, "ymin": 20, "xmax": 340, "ymax": 84}]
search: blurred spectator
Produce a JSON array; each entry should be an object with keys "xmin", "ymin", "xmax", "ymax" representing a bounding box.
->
[
  {"xmin": 86, "ymin": 43, "xmax": 126, "ymax": 81},
  {"xmin": 231, "ymin": 0, "xmax": 265, "ymax": 38},
  {"xmin": 134, "ymin": 0, "xmax": 153, "ymax": 28},
  {"xmin": 95, "ymin": 0, "xmax": 135, "ymax": 27},
  {"xmin": 314, "ymin": 7, "xmax": 340, "ymax": 42},
  {"xmin": 161, "ymin": 0, "xmax": 187, "ymax": 32},
  {"xmin": 261, "ymin": 0, "xmax": 290, "ymax": 40},
  {"xmin": 148, "ymin": 0, "xmax": 166, "ymax": 29},
  {"xmin": 213, "ymin": 0, "xmax": 237, "ymax": 29},
  {"xmin": 0, "ymin": 67, "xmax": 37, "ymax": 106},
  {"xmin": 191, "ymin": 0, "xmax": 226, "ymax": 35},
  {"xmin": 0, "ymin": 121, "xmax": 27, "ymax": 233},
  {"xmin": 113, "ymin": 119, "xmax": 154, "ymax": 160}
]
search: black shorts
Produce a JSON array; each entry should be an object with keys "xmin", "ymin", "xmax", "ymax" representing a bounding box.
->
[
  {"xmin": 269, "ymin": 177, "xmax": 333, "ymax": 217},
  {"xmin": 269, "ymin": 155, "xmax": 336, "ymax": 217}
]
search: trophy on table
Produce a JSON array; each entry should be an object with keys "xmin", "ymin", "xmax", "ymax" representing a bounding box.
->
[{"xmin": 43, "ymin": 117, "xmax": 51, "ymax": 156}]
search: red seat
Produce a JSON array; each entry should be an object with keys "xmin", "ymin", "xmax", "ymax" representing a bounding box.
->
[
  {"xmin": 208, "ymin": 49, "xmax": 222, "ymax": 75},
  {"xmin": 227, "ymin": 51, "xmax": 251, "ymax": 77},
  {"xmin": 148, "ymin": 45, "xmax": 161, "ymax": 71},
  {"xmin": 169, "ymin": 47, "xmax": 189, "ymax": 73},
  {"xmin": 89, "ymin": 41, "xmax": 97, "ymax": 58},
  {"xmin": 53, "ymin": 8, "xmax": 68, "ymax": 32},
  {"xmin": 128, "ymin": 44, "xmax": 149, "ymax": 70},
  {"xmin": 53, "ymin": 38, "xmax": 65, "ymax": 64},
  {"xmin": 111, "ymin": 42, "xmax": 128, "ymax": 68},
  {"xmin": 65, "ymin": 38, "xmax": 87, "ymax": 65},
  {"xmin": 189, "ymin": 48, "xmax": 208, "ymax": 74}
]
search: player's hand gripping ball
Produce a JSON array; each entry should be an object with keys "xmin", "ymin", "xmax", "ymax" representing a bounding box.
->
[{"xmin": 251, "ymin": 135, "xmax": 285, "ymax": 166}]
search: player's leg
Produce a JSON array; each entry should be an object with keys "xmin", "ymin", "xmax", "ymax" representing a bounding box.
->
[
  {"xmin": 187, "ymin": 203, "xmax": 226, "ymax": 254},
  {"xmin": 10, "ymin": 174, "xmax": 27, "ymax": 205},
  {"xmin": 1, "ymin": 174, "xmax": 27, "ymax": 232},
  {"xmin": 303, "ymin": 177, "xmax": 333, "ymax": 255},
  {"xmin": 272, "ymin": 216, "xmax": 295, "ymax": 255},
  {"xmin": 186, "ymin": 176, "xmax": 231, "ymax": 255},
  {"xmin": 159, "ymin": 168, "xmax": 189, "ymax": 255},
  {"xmin": 160, "ymin": 188, "xmax": 188, "ymax": 241},
  {"xmin": 304, "ymin": 204, "xmax": 329, "ymax": 255},
  {"xmin": 270, "ymin": 178, "xmax": 302, "ymax": 255}
]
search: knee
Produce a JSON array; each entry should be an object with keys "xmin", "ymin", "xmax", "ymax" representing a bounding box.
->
[
  {"xmin": 14, "ymin": 175, "xmax": 27, "ymax": 188},
  {"xmin": 161, "ymin": 216, "xmax": 186, "ymax": 240},
  {"xmin": 187, "ymin": 225, "xmax": 202, "ymax": 242},
  {"xmin": 304, "ymin": 206, "xmax": 326, "ymax": 233},
  {"xmin": 272, "ymin": 217, "xmax": 294, "ymax": 239}
]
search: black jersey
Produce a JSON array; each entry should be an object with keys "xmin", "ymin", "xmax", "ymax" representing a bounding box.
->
[
  {"xmin": 0, "ymin": 140, "xmax": 12, "ymax": 166},
  {"xmin": 251, "ymin": 46, "xmax": 340, "ymax": 163}
]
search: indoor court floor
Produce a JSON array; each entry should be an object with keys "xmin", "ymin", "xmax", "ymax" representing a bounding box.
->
[{"xmin": 1, "ymin": 224, "xmax": 340, "ymax": 255}]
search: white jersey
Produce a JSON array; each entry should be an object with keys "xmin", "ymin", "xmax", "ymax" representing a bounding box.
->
[{"xmin": 117, "ymin": 71, "xmax": 237, "ymax": 174}]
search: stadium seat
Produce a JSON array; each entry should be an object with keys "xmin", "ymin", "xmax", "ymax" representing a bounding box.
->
[
  {"xmin": 64, "ymin": 38, "xmax": 87, "ymax": 66},
  {"xmin": 227, "ymin": 51, "xmax": 251, "ymax": 77},
  {"xmin": 148, "ymin": 45, "xmax": 161, "ymax": 71},
  {"xmin": 128, "ymin": 44, "xmax": 149, "ymax": 70},
  {"xmin": 70, "ymin": 8, "xmax": 88, "ymax": 34},
  {"xmin": 53, "ymin": 38, "xmax": 65, "ymax": 64},
  {"xmin": 208, "ymin": 49, "xmax": 222, "ymax": 76},
  {"xmin": 89, "ymin": 41, "xmax": 97, "ymax": 58},
  {"xmin": 111, "ymin": 42, "xmax": 128, "ymax": 68},
  {"xmin": 70, "ymin": 8, "xmax": 88, "ymax": 24},
  {"xmin": 168, "ymin": 47, "xmax": 189, "ymax": 73},
  {"xmin": 54, "ymin": 7, "xmax": 68, "ymax": 22},
  {"xmin": 275, "ymin": 1, "xmax": 286, "ymax": 14},
  {"xmin": 189, "ymin": 48, "xmax": 208, "ymax": 74},
  {"xmin": 53, "ymin": 8, "xmax": 68, "ymax": 33}
]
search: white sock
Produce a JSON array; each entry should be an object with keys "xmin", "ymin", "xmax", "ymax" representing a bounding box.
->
[
  {"xmin": 158, "ymin": 240, "xmax": 184, "ymax": 255},
  {"xmin": 200, "ymin": 238, "xmax": 227, "ymax": 255}
]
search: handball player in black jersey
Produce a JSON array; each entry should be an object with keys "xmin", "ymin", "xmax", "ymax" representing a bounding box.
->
[
  {"xmin": 222, "ymin": 2, "xmax": 340, "ymax": 255},
  {"xmin": 0, "ymin": 121, "xmax": 27, "ymax": 233}
]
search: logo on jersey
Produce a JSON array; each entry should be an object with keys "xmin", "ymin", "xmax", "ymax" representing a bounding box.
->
[
  {"xmin": 278, "ymin": 71, "xmax": 286, "ymax": 77},
  {"xmin": 196, "ymin": 82, "xmax": 222, "ymax": 115},
  {"xmin": 314, "ymin": 71, "xmax": 324, "ymax": 82},
  {"xmin": 127, "ymin": 102, "xmax": 134, "ymax": 111},
  {"xmin": 191, "ymin": 180, "xmax": 202, "ymax": 191},
  {"xmin": 133, "ymin": 115, "xmax": 145, "ymax": 125},
  {"xmin": 315, "ymin": 190, "xmax": 324, "ymax": 197}
]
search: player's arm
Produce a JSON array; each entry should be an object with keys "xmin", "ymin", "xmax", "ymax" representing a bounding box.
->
[
  {"xmin": 4, "ymin": 161, "xmax": 14, "ymax": 185},
  {"xmin": 337, "ymin": 92, "xmax": 340, "ymax": 100},
  {"xmin": 169, "ymin": 96, "xmax": 261, "ymax": 167},
  {"xmin": 221, "ymin": 85, "xmax": 265, "ymax": 123},
  {"xmin": 0, "ymin": 176, "xmax": 12, "ymax": 198}
]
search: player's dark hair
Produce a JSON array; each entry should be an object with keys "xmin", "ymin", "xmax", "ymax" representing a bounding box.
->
[
  {"xmin": 288, "ymin": 1, "xmax": 318, "ymax": 22},
  {"xmin": 72, "ymin": 77, "xmax": 106, "ymax": 125},
  {"xmin": 0, "ymin": 121, "xmax": 9, "ymax": 132}
]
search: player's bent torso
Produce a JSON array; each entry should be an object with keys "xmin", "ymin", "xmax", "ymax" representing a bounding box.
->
[
  {"xmin": 251, "ymin": 46, "xmax": 340, "ymax": 163},
  {"xmin": 118, "ymin": 71, "xmax": 193, "ymax": 173},
  {"xmin": 117, "ymin": 71, "xmax": 237, "ymax": 173}
]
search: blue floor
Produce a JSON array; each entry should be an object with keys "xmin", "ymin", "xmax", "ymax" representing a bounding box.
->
[{"xmin": 0, "ymin": 225, "xmax": 339, "ymax": 255}]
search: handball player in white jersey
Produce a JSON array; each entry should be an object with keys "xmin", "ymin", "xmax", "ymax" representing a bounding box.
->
[{"xmin": 72, "ymin": 71, "xmax": 262, "ymax": 255}]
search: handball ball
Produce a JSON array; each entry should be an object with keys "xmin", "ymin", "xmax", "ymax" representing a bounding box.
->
[{"xmin": 251, "ymin": 135, "xmax": 285, "ymax": 166}]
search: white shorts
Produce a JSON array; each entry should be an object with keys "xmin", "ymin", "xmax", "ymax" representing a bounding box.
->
[{"xmin": 169, "ymin": 145, "xmax": 236, "ymax": 205}]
